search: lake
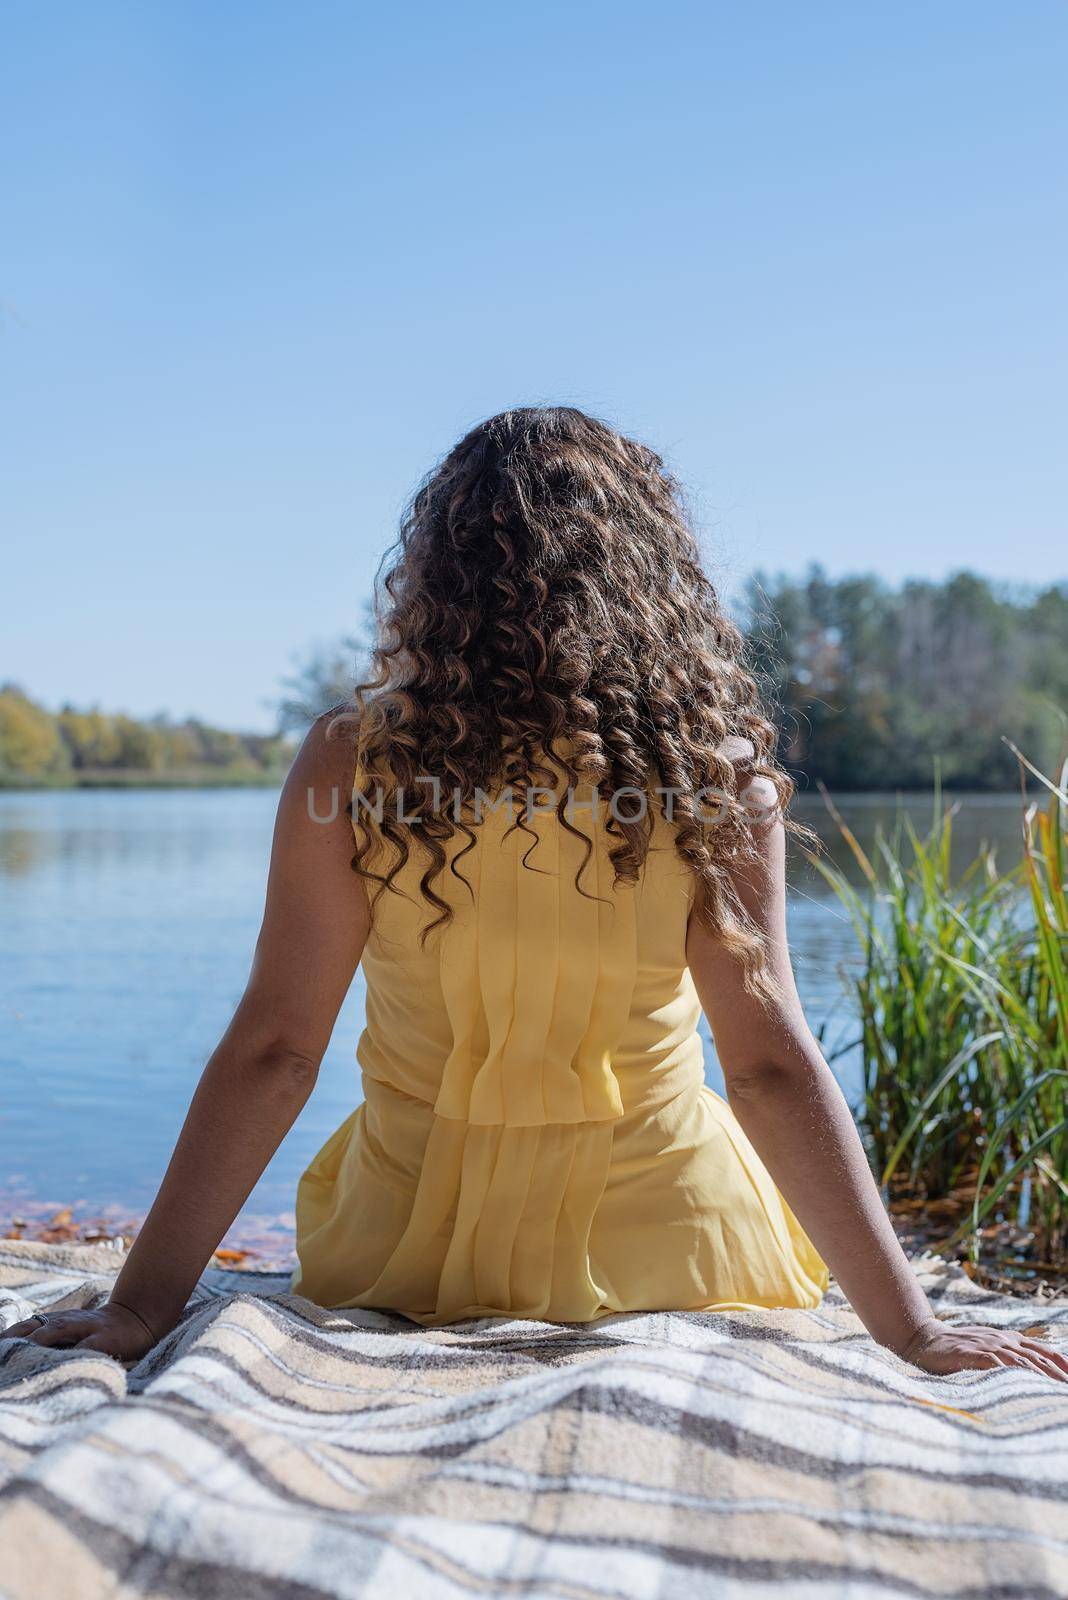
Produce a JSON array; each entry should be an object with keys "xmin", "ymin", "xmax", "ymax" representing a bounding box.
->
[{"xmin": 0, "ymin": 787, "xmax": 1028, "ymax": 1250}]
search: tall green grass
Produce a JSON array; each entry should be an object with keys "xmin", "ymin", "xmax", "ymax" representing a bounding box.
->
[{"xmin": 812, "ymin": 756, "xmax": 1068, "ymax": 1269}]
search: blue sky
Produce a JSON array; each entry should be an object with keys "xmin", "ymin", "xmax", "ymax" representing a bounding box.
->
[{"xmin": 3, "ymin": 1, "xmax": 1065, "ymax": 730}]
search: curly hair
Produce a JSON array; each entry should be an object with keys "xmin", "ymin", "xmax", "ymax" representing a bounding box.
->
[{"xmin": 338, "ymin": 405, "xmax": 795, "ymax": 998}]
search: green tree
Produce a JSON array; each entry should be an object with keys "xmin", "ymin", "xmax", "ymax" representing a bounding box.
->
[
  {"xmin": 744, "ymin": 570, "xmax": 1068, "ymax": 791},
  {"xmin": 111, "ymin": 715, "xmax": 167, "ymax": 772},
  {"xmin": 0, "ymin": 687, "xmax": 72, "ymax": 784},
  {"xmin": 57, "ymin": 708, "xmax": 123, "ymax": 769}
]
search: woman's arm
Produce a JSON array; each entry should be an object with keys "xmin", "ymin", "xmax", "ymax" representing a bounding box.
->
[
  {"xmin": 688, "ymin": 777, "xmax": 1067, "ymax": 1382},
  {"xmin": 3, "ymin": 717, "xmax": 368, "ymax": 1359}
]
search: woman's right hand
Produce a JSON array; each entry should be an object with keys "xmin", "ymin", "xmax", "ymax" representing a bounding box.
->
[
  {"xmin": 1, "ymin": 1301, "xmax": 161, "ymax": 1361},
  {"xmin": 902, "ymin": 1319, "xmax": 1068, "ymax": 1381}
]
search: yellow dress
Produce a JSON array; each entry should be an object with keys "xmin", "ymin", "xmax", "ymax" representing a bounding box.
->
[{"xmin": 292, "ymin": 784, "xmax": 828, "ymax": 1324}]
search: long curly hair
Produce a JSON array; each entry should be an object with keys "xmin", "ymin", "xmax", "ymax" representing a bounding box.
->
[{"xmin": 339, "ymin": 405, "xmax": 795, "ymax": 997}]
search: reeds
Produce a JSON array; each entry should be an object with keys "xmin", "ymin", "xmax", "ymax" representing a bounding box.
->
[{"xmin": 812, "ymin": 757, "xmax": 1068, "ymax": 1271}]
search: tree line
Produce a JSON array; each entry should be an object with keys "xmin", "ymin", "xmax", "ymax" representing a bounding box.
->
[
  {"xmin": 4, "ymin": 571, "xmax": 1065, "ymax": 791},
  {"xmin": 746, "ymin": 569, "xmax": 1067, "ymax": 791},
  {"xmin": 0, "ymin": 686, "xmax": 292, "ymax": 787},
  {"xmin": 279, "ymin": 570, "xmax": 1068, "ymax": 793}
]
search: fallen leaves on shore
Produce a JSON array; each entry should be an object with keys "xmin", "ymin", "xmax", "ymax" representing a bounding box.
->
[
  {"xmin": 0, "ymin": 1202, "xmax": 293, "ymax": 1269},
  {"xmin": 892, "ymin": 1196, "xmax": 1068, "ymax": 1300},
  {"xmin": 3, "ymin": 1206, "xmax": 137, "ymax": 1249}
]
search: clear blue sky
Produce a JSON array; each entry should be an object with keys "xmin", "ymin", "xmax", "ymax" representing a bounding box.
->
[{"xmin": 3, "ymin": 1, "xmax": 1065, "ymax": 730}]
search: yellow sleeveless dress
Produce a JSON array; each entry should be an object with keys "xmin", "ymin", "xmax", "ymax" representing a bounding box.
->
[{"xmin": 292, "ymin": 785, "xmax": 828, "ymax": 1324}]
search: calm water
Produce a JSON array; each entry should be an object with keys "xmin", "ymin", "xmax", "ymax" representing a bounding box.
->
[{"xmin": 0, "ymin": 788, "xmax": 1027, "ymax": 1241}]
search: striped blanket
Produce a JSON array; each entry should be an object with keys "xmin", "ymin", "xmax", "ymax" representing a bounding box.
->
[{"xmin": 1, "ymin": 1240, "xmax": 1066, "ymax": 1599}]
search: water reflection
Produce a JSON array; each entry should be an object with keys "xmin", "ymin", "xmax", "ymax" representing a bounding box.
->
[{"xmin": 791, "ymin": 791, "xmax": 1027, "ymax": 886}]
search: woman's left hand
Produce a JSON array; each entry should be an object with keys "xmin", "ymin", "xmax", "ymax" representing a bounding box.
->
[{"xmin": 1, "ymin": 1303, "xmax": 159, "ymax": 1361}]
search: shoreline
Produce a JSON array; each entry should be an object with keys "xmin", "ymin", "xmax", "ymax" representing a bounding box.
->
[
  {"xmin": 1, "ymin": 1200, "xmax": 298, "ymax": 1273},
  {"xmin": 0, "ymin": 772, "xmax": 286, "ymax": 792}
]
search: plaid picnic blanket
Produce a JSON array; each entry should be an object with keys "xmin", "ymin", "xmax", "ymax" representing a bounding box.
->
[{"xmin": 1, "ymin": 1239, "xmax": 1066, "ymax": 1599}]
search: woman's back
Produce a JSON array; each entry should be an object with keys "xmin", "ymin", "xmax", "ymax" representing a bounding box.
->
[
  {"xmin": 292, "ymin": 787, "xmax": 827, "ymax": 1322},
  {"xmin": 25, "ymin": 405, "xmax": 1052, "ymax": 1384}
]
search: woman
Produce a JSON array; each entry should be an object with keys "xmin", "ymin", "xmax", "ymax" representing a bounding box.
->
[{"xmin": 6, "ymin": 407, "xmax": 1065, "ymax": 1379}]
